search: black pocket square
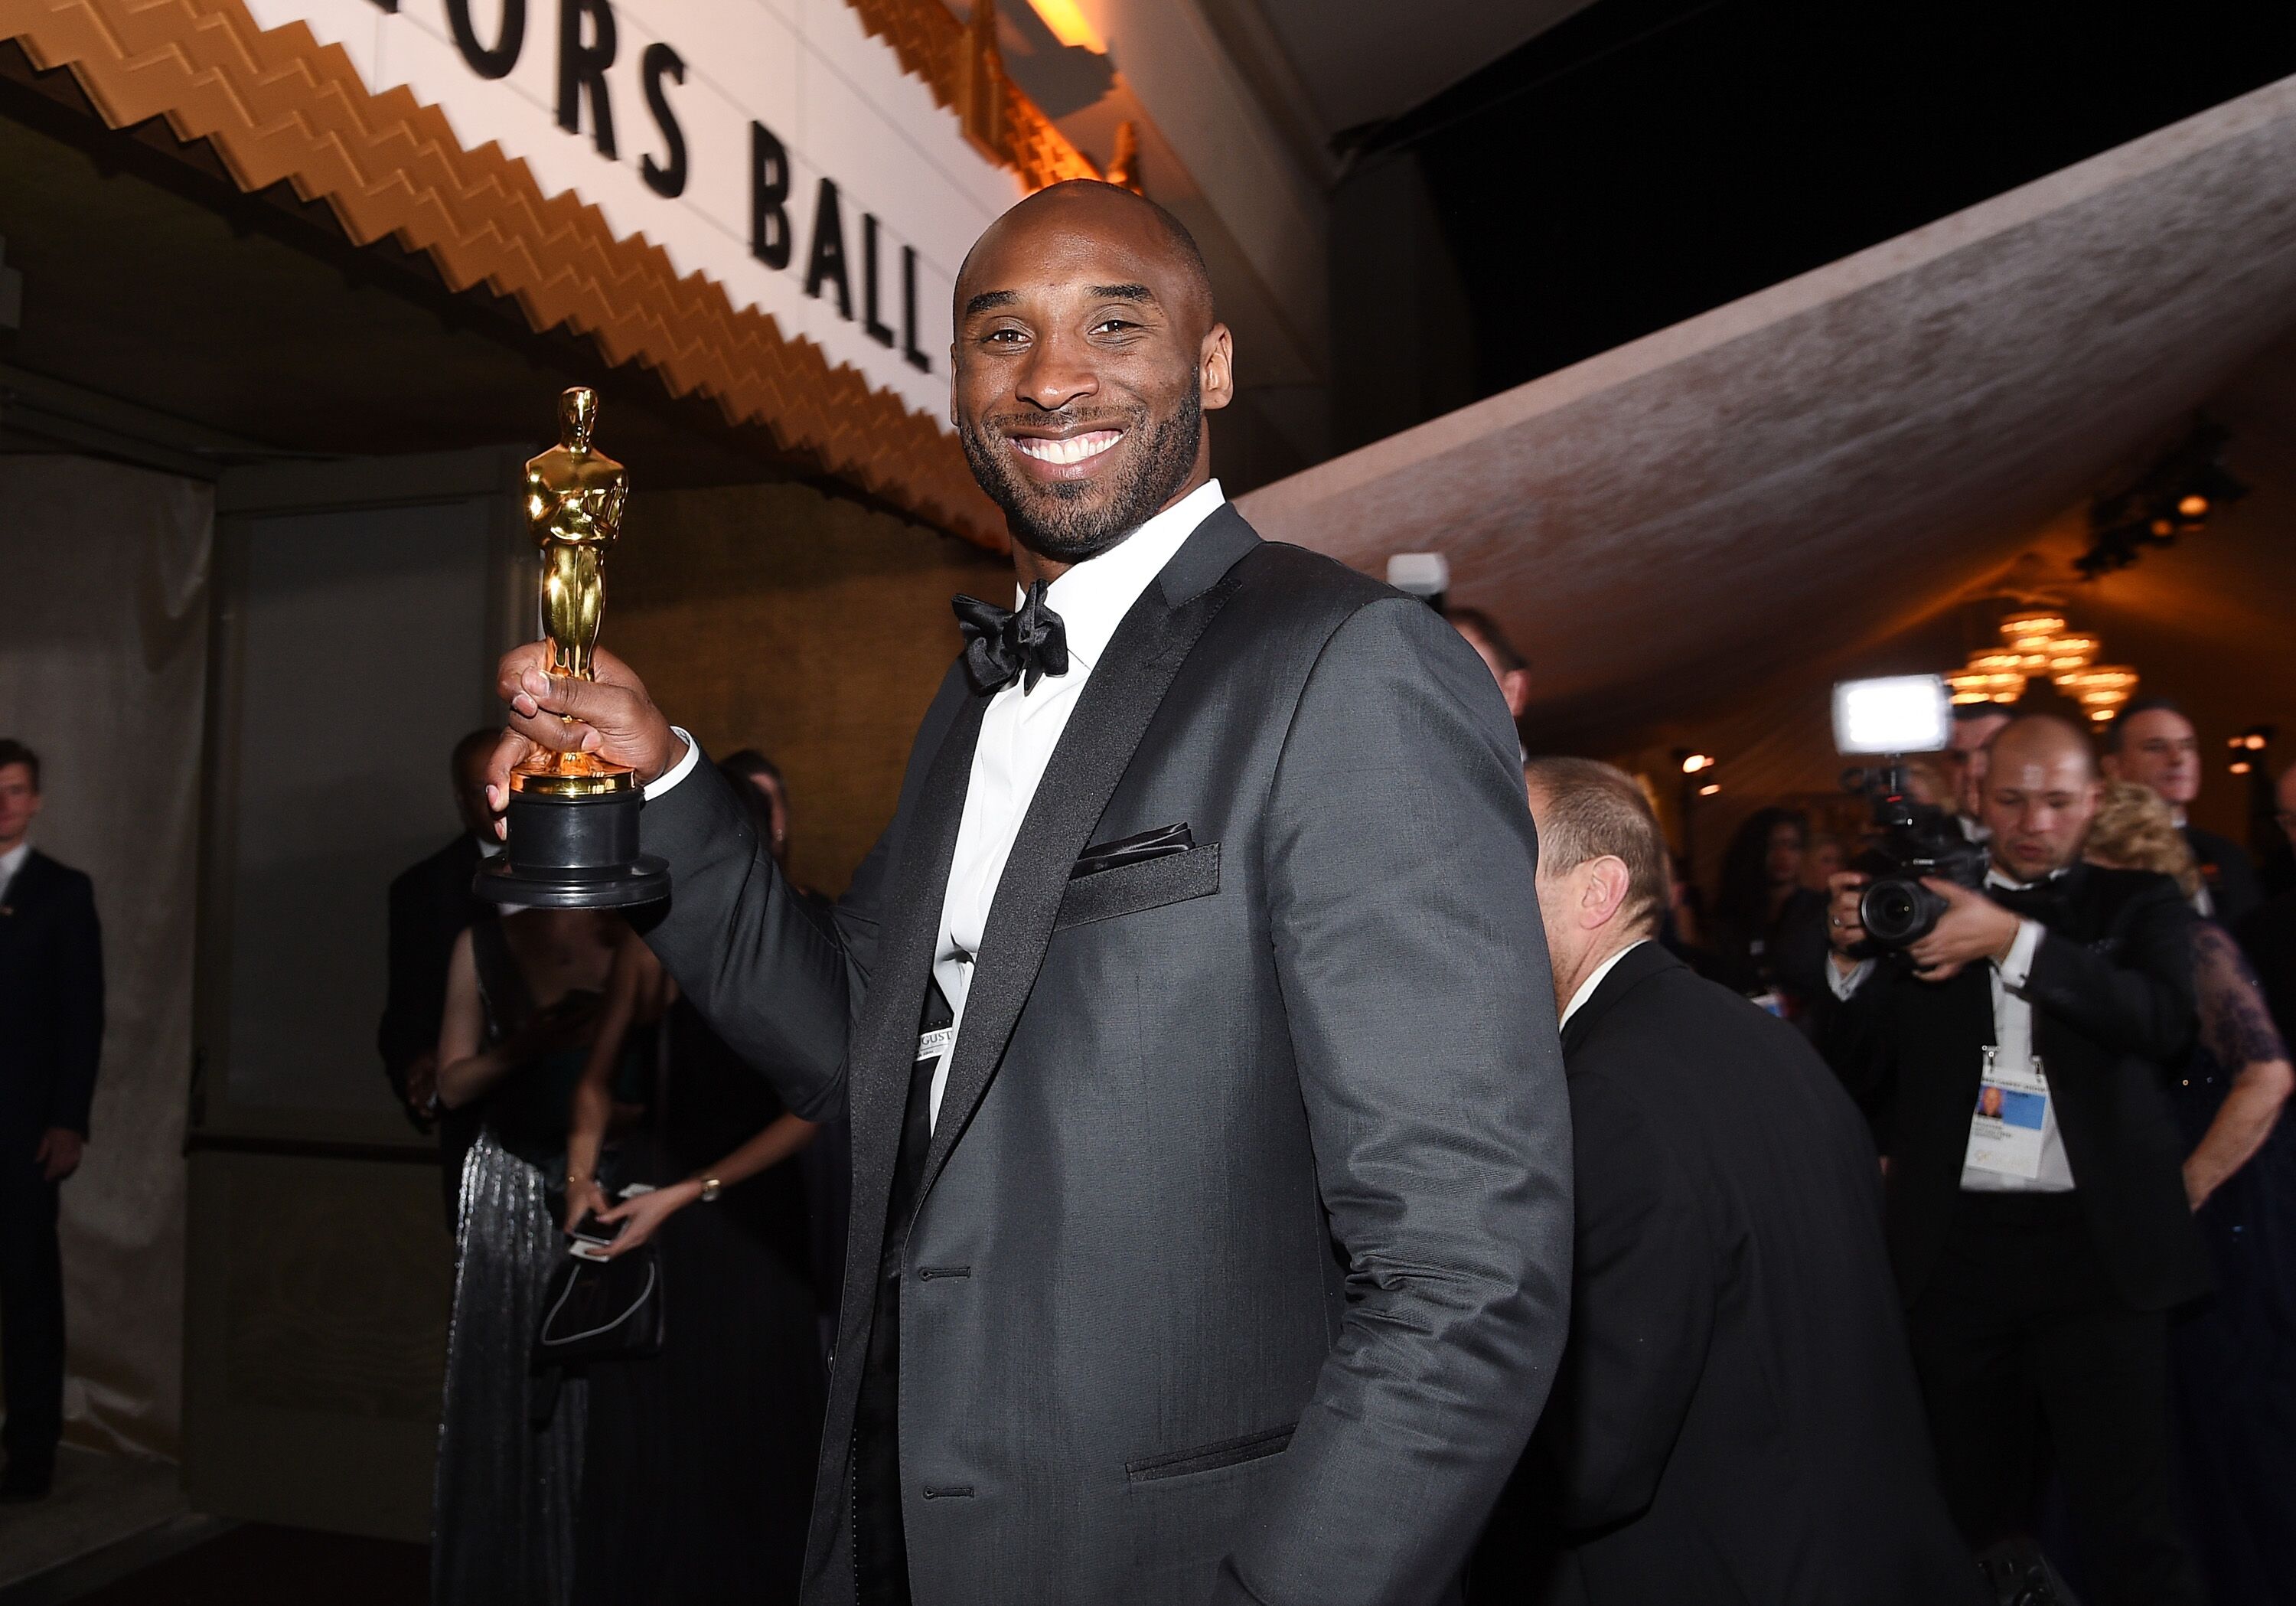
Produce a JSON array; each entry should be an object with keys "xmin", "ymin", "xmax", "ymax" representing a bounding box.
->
[
  {"xmin": 1071, "ymin": 821, "xmax": 1194, "ymax": 880},
  {"xmin": 1055, "ymin": 843, "xmax": 1221, "ymax": 932}
]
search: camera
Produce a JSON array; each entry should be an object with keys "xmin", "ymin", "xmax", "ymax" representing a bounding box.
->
[
  {"xmin": 1842, "ymin": 762, "xmax": 1988, "ymax": 948},
  {"xmin": 1833, "ymin": 677, "xmax": 1988, "ymax": 951}
]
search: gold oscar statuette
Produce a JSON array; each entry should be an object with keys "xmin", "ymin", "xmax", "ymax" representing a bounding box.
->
[{"xmin": 478, "ymin": 387, "xmax": 670, "ymax": 908}]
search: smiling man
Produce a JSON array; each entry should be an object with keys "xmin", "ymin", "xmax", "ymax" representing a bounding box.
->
[{"xmin": 484, "ymin": 181, "xmax": 1572, "ymax": 1606}]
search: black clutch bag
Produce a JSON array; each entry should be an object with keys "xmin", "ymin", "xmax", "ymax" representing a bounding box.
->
[{"xmin": 533, "ymin": 1242, "xmax": 666, "ymax": 1368}]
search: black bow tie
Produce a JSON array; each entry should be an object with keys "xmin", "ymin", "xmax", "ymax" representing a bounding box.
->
[
  {"xmin": 1989, "ymin": 876, "xmax": 2069, "ymax": 921},
  {"xmin": 954, "ymin": 580, "xmax": 1070, "ymax": 694}
]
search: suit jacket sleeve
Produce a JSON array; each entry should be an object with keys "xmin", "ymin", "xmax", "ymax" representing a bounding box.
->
[
  {"xmin": 1219, "ymin": 596, "xmax": 1574, "ymax": 1606},
  {"xmin": 51, "ymin": 874, "xmax": 104, "ymax": 1136},
  {"xmin": 1816, "ymin": 968, "xmax": 1898, "ymax": 1153},
  {"xmin": 636, "ymin": 746, "xmax": 890, "ymax": 1123},
  {"xmin": 2019, "ymin": 878, "xmax": 2197, "ymax": 1070},
  {"xmin": 1535, "ymin": 1070, "xmax": 1714, "ymax": 1529}
]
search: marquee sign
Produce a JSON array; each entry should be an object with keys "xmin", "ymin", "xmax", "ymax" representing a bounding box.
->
[{"xmin": 240, "ymin": 0, "xmax": 1031, "ymax": 423}]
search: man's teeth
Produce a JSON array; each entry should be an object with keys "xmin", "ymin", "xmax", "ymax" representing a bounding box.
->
[{"xmin": 1015, "ymin": 430, "xmax": 1121, "ymax": 465}]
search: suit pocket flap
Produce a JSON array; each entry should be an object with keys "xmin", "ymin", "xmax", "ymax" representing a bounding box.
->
[
  {"xmin": 1126, "ymin": 1423, "xmax": 1294, "ymax": 1484},
  {"xmin": 1054, "ymin": 843, "xmax": 1220, "ymax": 932}
]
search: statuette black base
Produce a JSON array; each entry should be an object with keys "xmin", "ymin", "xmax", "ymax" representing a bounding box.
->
[{"xmin": 476, "ymin": 786, "xmax": 669, "ymax": 909}]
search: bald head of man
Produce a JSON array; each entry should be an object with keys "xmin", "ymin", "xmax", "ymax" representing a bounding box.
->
[
  {"xmin": 1979, "ymin": 714, "xmax": 2104, "ymax": 883},
  {"xmin": 951, "ymin": 181, "xmax": 1233, "ymax": 576}
]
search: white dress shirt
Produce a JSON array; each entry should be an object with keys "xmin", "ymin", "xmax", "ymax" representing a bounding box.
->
[
  {"xmin": 648, "ymin": 478, "xmax": 1229, "ymax": 1131},
  {"xmin": 0, "ymin": 840, "xmax": 28, "ymax": 905},
  {"xmin": 1828, "ymin": 870, "xmax": 2073, "ymax": 1191},
  {"xmin": 1558, "ymin": 938, "xmax": 1649, "ymax": 1033}
]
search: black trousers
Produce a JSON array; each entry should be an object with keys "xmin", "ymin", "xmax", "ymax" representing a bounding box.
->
[
  {"xmin": 0, "ymin": 1144, "xmax": 64, "ymax": 1470},
  {"xmin": 1906, "ymin": 1191, "xmax": 2200, "ymax": 1606}
]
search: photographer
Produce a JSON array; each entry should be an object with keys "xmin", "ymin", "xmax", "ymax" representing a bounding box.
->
[{"xmin": 1820, "ymin": 713, "xmax": 2207, "ymax": 1604}]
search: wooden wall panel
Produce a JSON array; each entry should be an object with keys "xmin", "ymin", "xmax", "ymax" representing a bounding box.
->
[{"xmin": 613, "ymin": 481, "xmax": 1009, "ymax": 895}]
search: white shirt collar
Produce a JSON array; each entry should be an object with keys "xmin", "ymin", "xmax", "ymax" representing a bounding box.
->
[
  {"xmin": 1025, "ymin": 479, "xmax": 1226, "ymax": 679},
  {"xmin": 0, "ymin": 841, "xmax": 29, "ymax": 898},
  {"xmin": 474, "ymin": 831, "xmax": 504, "ymax": 859},
  {"xmin": 1560, "ymin": 938, "xmax": 1649, "ymax": 1031},
  {"xmin": 1985, "ymin": 864, "xmax": 2069, "ymax": 891}
]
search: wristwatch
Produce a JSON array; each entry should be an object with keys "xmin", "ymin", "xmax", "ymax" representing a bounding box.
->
[{"xmin": 697, "ymin": 1175, "xmax": 723, "ymax": 1203}]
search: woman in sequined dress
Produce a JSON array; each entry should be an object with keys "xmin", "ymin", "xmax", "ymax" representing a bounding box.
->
[{"xmin": 429, "ymin": 906, "xmax": 628, "ymax": 1606}]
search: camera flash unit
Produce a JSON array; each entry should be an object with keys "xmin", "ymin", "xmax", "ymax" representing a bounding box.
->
[{"xmin": 1833, "ymin": 675, "xmax": 1952, "ymax": 756}]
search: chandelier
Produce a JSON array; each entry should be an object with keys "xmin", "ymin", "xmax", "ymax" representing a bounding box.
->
[{"xmin": 1943, "ymin": 612, "xmax": 2138, "ymax": 723}]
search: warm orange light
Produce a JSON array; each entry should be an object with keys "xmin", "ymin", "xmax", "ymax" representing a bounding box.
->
[
  {"xmin": 1698, "ymin": 783, "xmax": 1721, "ymax": 797},
  {"xmin": 2151, "ymin": 517, "xmax": 2175, "ymax": 537},
  {"xmin": 1946, "ymin": 668, "xmax": 2027, "ymax": 703},
  {"xmin": 2232, "ymin": 761, "xmax": 2255, "ymax": 775},
  {"xmin": 2244, "ymin": 734, "xmax": 2268, "ymax": 751},
  {"xmin": 1681, "ymin": 753, "xmax": 1714, "ymax": 774},
  {"xmin": 1026, "ymin": 0, "xmax": 1107, "ymax": 51},
  {"xmin": 1999, "ymin": 612, "xmax": 2066, "ymax": 640},
  {"xmin": 2178, "ymin": 494, "xmax": 2210, "ymax": 518}
]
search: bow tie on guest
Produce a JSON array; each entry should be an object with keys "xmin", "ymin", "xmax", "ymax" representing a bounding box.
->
[
  {"xmin": 1987, "ymin": 871, "xmax": 2070, "ymax": 922},
  {"xmin": 954, "ymin": 580, "xmax": 1071, "ymax": 694}
]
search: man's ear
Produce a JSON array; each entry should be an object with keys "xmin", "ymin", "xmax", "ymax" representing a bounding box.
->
[
  {"xmin": 1582, "ymin": 856, "xmax": 1632, "ymax": 930},
  {"xmin": 1200, "ymin": 323, "xmax": 1234, "ymax": 412}
]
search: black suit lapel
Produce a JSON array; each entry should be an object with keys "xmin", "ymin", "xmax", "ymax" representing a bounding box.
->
[
  {"xmin": 916, "ymin": 514, "xmax": 1254, "ymax": 1206},
  {"xmin": 841, "ymin": 695, "xmax": 990, "ymax": 1289},
  {"xmin": 0, "ymin": 851, "xmax": 50, "ymax": 928}
]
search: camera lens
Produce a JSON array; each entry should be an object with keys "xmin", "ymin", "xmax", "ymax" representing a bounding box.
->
[{"xmin": 1861, "ymin": 878, "xmax": 1938, "ymax": 947}]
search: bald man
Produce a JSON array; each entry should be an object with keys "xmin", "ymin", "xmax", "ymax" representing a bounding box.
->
[
  {"xmin": 484, "ymin": 181, "xmax": 1570, "ymax": 1606},
  {"xmin": 1818, "ymin": 716, "xmax": 2206, "ymax": 1603}
]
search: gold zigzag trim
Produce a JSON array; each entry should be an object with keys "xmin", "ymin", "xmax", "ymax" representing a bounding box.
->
[
  {"xmin": 1, "ymin": 0, "xmax": 1012, "ymax": 549},
  {"xmin": 843, "ymin": 0, "xmax": 1100, "ymax": 191}
]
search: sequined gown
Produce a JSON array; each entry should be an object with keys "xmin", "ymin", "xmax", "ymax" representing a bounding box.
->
[
  {"xmin": 432, "ymin": 922, "xmax": 594, "ymax": 1606},
  {"xmin": 2168, "ymin": 922, "xmax": 2296, "ymax": 1606}
]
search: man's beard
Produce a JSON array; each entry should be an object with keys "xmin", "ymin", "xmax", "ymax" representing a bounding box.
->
[{"xmin": 960, "ymin": 379, "xmax": 1203, "ymax": 564}]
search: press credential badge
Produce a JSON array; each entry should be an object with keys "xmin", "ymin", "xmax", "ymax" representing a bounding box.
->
[{"xmin": 1965, "ymin": 1045, "xmax": 2050, "ymax": 1180}]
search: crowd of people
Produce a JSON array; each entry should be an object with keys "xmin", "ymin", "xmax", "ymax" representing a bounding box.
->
[
  {"xmin": 8, "ymin": 178, "xmax": 2294, "ymax": 1606},
  {"xmin": 367, "ymin": 621, "xmax": 2296, "ymax": 1606},
  {"xmin": 400, "ymin": 183, "xmax": 2287, "ymax": 1606}
]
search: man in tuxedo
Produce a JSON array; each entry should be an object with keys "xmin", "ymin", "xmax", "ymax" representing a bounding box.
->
[
  {"xmin": 2105, "ymin": 697, "xmax": 2262, "ymax": 925},
  {"xmin": 0, "ymin": 740, "xmax": 103, "ymax": 1502},
  {"xmin": 377, "ymin": 729, "xmax": 499, "ymax": 1228},
  {"xmin": 1475, "ymin": 758, "xmax": 1975, "ymax": 1604},
  {"xmin": 1821, "ymin": 715, "xmax": 2207, "ymax": 1604},
  {"xmin": 481, "ymin": 180, "xmax": 1572, "ymax": 1606}
]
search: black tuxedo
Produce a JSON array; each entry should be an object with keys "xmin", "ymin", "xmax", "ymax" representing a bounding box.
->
[
  {"xmin": 0, "ymin": 849, "xmax": 104, "ymax": 1471},
  {"xmin": 2184, "ymin": 823, "xmax": 2261, "ymax": 929},
  {"xmin": 1821, "ymin": 863, "xmax": 2206, "ymax": 1311},
  {"xmin": 641, "ymin": 506, "xmax": 1573, "ymax": 1606},
  {"xmin": 378, "ymin": 834, "xmax": 494, "ymax": 1225},
  {"xmin": 1819, "ymin": 865, "xmax": 2207, "ymax": 1604},
  {"xmin": 1476, "ymin": 943, "xmax": 1977, "ymax": 1604}
]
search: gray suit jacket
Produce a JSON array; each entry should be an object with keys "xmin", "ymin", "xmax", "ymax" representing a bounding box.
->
[{"xmin": 639, "ymin": 504, "xmax": 1573, "ymax": 1606}]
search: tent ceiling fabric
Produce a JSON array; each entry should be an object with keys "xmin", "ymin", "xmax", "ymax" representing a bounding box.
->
[{"xmin": 1238, "ymin": 72, "xmax": 2296, "ymax": 751}]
